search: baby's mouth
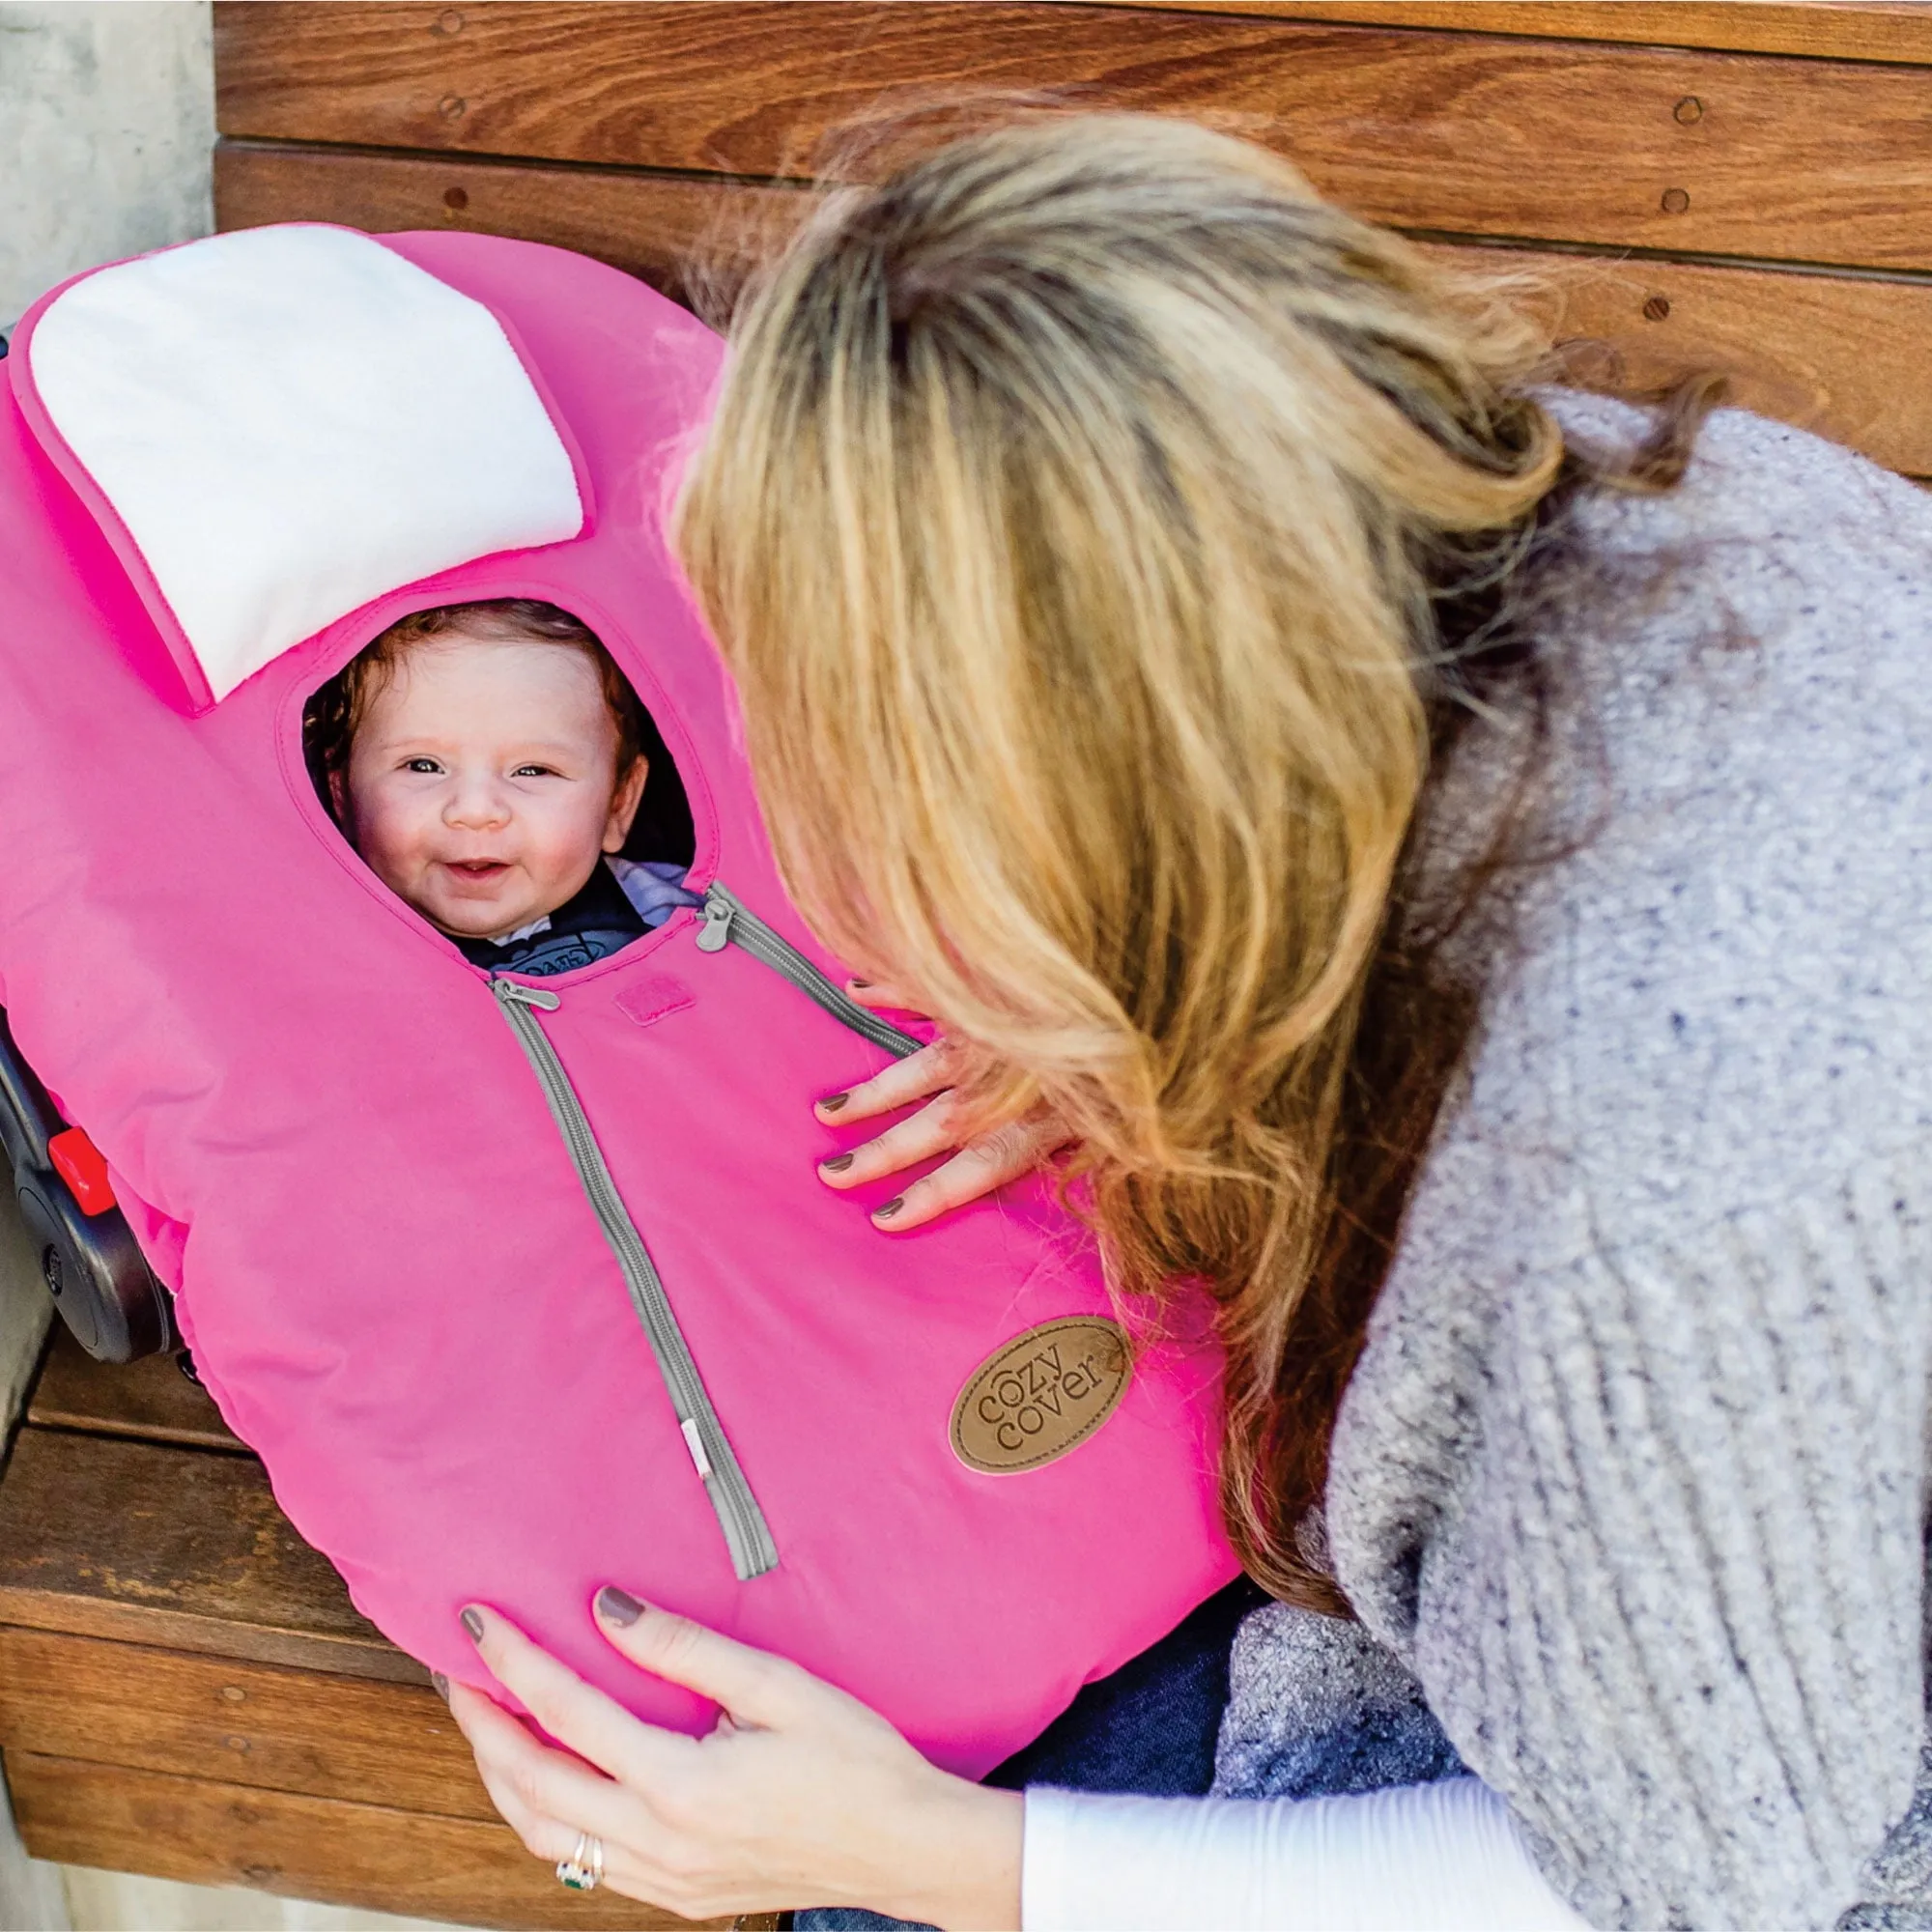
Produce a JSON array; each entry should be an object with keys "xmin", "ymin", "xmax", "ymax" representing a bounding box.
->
[{"xmin": 444, "ymin": 860, "xmax": 512, "ymax": 882}]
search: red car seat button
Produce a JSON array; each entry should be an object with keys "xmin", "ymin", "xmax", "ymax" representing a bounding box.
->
[{"xmin": 49, "ymin": 1126, "xmax": 117, "ymax": 1215}]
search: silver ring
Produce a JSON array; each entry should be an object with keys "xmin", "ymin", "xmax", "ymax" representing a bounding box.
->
[{"xmin": 555, "ymin": 1831, "xmax": 604, "ymax": 1891}]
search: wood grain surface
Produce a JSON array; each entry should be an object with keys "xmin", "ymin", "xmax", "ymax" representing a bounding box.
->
[
  {"xmin": 29, "ymin": 1327, "xmax": 246, "ymax": 1453},
  {"xmin": 214, "ymin": 140, "xmax": 1932, "ymax": 475},
  {"xmin": 0, "ymin": 1626, "xmax": 487, "ymax": 1818},
  {"xmin": 214, "ymin": 139, "xmax": 807, "ymax": 310},
  {"xmin": 7, "ymin": 1751, "xmax": 731, "ymax": 1931},
  {"xmin": 0, "ymin": 1426, "xmax": 413, "ymax": 1681},
  {"xmin": 1428, "ymin": 242, "xmax": 1932, "ymax": 478},
  {"xmin": 1139, "ymin": 3, "xmax": 1932, "ymax": 65},
  {"xmin": 212, "ymin": 2, "xmax": 1932, "ymax": 272}
]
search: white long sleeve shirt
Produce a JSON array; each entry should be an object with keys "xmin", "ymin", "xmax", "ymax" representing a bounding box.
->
[{"xmin": 1023, "ymin": 1779, "xmax": 1591, "ymax": 1931}]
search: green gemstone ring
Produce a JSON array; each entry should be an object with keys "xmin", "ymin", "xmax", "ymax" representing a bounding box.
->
[{"xmin": 555, "ymin": 1832, "xmax": 604, "ymax": 1892}]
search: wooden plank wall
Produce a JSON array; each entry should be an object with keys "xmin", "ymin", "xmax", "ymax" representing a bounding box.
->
[{"xmin": 211, "ymin": 1, "xmax": 1932, "ymax": 473}]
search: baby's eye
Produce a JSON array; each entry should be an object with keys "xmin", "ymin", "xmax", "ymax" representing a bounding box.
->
[
  {"xmin": 511, "ymin": 763, "xmax": 556, "ymax": 779},
  {"xmin": 404, "ymin": 756, "xmax": 443, "ymax": 775}
]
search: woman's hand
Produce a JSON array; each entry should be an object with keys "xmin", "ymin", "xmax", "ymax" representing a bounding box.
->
[
  {"xmin": 446, "ymin": 1590, "xmax": 1023, "ymax": 1928},
  {"xmin": 817, "ymin": 984, "xmax": 1068, "ymax": 1230}
]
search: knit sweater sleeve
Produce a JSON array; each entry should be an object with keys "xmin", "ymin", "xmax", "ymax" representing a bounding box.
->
[
  {"xmin": 1309, "ymin": 409, "xmax": 1932, "ymax": 1929},
  {"xmin": 1338, "ymin": 1164, "xmax": 1930, "ymax": 1929}
]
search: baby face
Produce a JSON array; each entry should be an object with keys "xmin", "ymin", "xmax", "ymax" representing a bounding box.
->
[{"xmin": 338, "ymin": 634, "xmax": 645, "ymax": 941}]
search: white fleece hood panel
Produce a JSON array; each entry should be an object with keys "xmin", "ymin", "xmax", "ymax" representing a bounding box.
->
[{"xmin": 24, "ymin": 223, "xmax": 586, "ymax": 705}]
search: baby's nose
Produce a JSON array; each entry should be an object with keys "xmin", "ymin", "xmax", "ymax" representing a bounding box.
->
[{"xmin": 443, "ymin": 781, "xmax": 512, "ymax": 830}]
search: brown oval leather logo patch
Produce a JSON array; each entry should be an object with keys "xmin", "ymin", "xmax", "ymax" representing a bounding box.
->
[{"xmin": 951, "ymin": 1317, "xmax": 1131, "ymax": 1475}]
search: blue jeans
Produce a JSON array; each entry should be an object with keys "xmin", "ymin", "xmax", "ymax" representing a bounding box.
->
[{"xmin": 796, "ymin": 1577, "xmax": 1270, "ymax": 1932}]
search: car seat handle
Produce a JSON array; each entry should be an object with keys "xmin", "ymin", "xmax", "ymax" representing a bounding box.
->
[{"xmin": 0, "ymin": 1004, "xmax": 60, "ymax": 1177}]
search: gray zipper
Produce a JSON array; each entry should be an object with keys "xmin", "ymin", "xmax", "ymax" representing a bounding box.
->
[
  {"xmin": 492, "ymin": 977, "xmax": 779, "ymax": 1583},
  {"xmin": 696, "ymin": 882, "xmax": 923, "ymax": 1061}
]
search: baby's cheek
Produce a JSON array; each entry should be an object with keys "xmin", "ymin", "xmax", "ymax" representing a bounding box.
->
[
  {"xmin": 531, "ymin": 794, "xmax": 616, "ymax": 888},
  {"xmin": 348, "ymin": 788, "xmax": 427, "ymax": 889}
]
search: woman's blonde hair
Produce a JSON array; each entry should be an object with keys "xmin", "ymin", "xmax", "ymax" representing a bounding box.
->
[{"xmin": 674, "ymin": 114, "xmax": 1577, "ymax": 1602}]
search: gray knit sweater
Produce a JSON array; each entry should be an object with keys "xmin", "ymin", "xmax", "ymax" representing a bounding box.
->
[{"xmin": 1212, "ymin": 399, "xmax": 1932, "ymax": 1931}]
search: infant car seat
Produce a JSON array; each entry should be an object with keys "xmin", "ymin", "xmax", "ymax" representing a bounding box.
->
[{"xmin": 0, "ymin": 225, "xmax": 1236, "ymax": 1772}]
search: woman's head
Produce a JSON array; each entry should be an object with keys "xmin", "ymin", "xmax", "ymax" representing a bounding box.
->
[{"xmin": 675, "ymin": 115, "xmax": 1568, "ymax": 1596}]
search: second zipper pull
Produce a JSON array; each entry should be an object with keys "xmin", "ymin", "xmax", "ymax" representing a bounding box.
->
[{"xmin": 695, "ymin": 895, "xmax": 735, "ymax": 954}]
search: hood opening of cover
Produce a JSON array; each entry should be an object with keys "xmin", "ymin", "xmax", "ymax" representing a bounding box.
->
[{"xmin": 301, "ymin": 595, "xmax": 697, "ymax": 972}]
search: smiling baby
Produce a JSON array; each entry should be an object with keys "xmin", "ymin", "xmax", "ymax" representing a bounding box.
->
[{"xmin": 305, "ymin": 599, "xmax": 698, "ymax": 976}]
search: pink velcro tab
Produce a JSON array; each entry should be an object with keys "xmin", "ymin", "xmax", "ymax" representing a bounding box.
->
[{"xmin": 614, "ymin": 974, "xmax": 695, "ymax": 1030}]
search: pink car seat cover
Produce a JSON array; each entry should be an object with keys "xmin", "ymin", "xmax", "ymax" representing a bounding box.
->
[{"xmin": 0, "ymin": 228, "xmax": 1236, "ymax": 1775}]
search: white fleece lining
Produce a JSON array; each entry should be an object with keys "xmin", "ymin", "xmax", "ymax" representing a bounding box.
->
[{"xmin": 26, "ymin": 225, "xmax": 584, "ymax": 702}]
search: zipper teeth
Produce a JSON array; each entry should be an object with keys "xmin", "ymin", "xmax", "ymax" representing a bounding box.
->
[
  {"xmin": 704, "ymin": 885, "xmax": 922, "ymax": 1061},
  {"xmin": 493, "ymin": 982, "xmax": 778, "ymax": 1582}
]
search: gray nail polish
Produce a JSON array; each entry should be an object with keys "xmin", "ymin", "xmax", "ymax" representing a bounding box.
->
[
  {"xmin": 596, "ymin": 1584, "xmax": 645, "ymax": 1627},
  {"xmin": 461, "ymin": 1606, "xmax": 484, "ymax": 1642},
  {"xmin": 431, "ymin": 1670, "xmax": 449, "ymax": 1700},
  {"xmin": 820, "ymin": 1091, "xmax": 850, "ymax": 1114},
  {"xmin": 874, "ymin": 1196, "xmax": 905, "ymax": 1221},
  {"xmin": 821, "ymin": 1151, "xmax": 854, "ymax": 1174}
]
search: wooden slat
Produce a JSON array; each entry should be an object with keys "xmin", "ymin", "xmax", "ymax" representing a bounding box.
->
[
  {"xmin": 214, "ymin": 140, "xmax": 1932, "ymax": 476},
  {"xmin": 1134, "ymin": 4, "xmax": 1932, "ymax": 66},
  {"xmin": 1429, "ymin": 243, "xmax": 1932, "ymax": 479},
  {"xmin": 212, "ymin": 2, "xmax": 1932, "ymax": 272},
  {"xmin": 0, "ymin": 1426, "xmax": 414, "ymax": 1682},
  {"xmin": 214, "ymin": 139, "xmax": 807, "ymax": 311},
  {"xmin": 7, "ymin": 1751, "xmax": 732, "ymax": 1931},
  {"xmin": 0, "ymin": 1625, "xmax": 489, "ymax": 1818},
  {"xmin": 28, "ymin": 1327, "xmax": 245, "ymax": 1453}
]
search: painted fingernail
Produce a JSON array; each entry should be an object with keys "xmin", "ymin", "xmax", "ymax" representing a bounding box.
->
[
  {"xmin": 819, "ymin": 1092, "xmax": 850, "ymax": 1114},
  {"xmin": 596, "ymin": 1585, "xmax": 645, "ymax": 1628},
  {"xmin": 461, "ymin": 1606, "xmax": 485, "ymax": 1643},
  {"xmin": 820, "ymin": 1151, "xmax": 854, "ymax": 1174},
  {"xmin": 431, "ymin": 1671, "xmax": 449, "ymax": 1701},
  {"xmin": 849, "ymin": 979, "xmax": 872, "ymax": 990},
  {"xmin": 874, "ymin": 1196, "xmax": 905, "ymax": 1221}
]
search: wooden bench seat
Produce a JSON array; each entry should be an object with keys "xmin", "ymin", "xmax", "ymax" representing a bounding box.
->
[{"xmin": 0, "ymin": 1331, "xmax": 756, "ymax": 1929}]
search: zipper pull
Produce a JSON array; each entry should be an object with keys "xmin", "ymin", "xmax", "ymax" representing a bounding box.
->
[
  {"xmin": 680, "ymin": 1416, "xmax": 715, "ymax": 1482},
  {"xmin": 695, "ymin": 894, "xmax": 735, "ymax": 954},
  {"xmin": 493, "ymin": 979, "xmax": 560, "ymax": 1012}
]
